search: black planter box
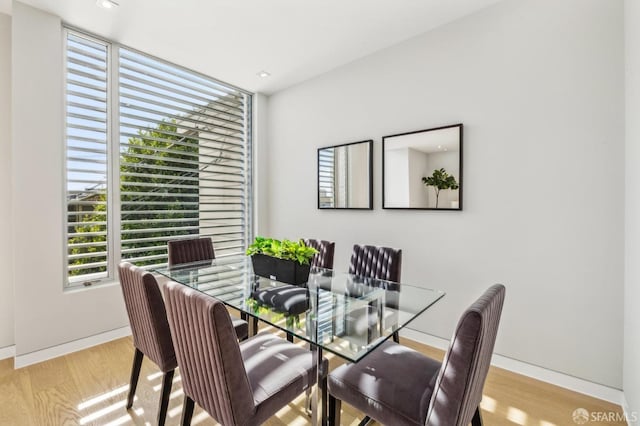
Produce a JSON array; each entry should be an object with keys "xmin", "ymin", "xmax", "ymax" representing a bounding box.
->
[{"xmin": 250, "ymin": 254, "xmax": 311, "ymax": 286}]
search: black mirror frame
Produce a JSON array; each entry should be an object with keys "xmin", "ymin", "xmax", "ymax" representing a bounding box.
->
[
  {"xmin": 317, "ymin": 139, "xmax": 374, "ymax": 210},
  {"xmin": 382, "ymin": 123, "xmax": 463, "ymax": 211}
]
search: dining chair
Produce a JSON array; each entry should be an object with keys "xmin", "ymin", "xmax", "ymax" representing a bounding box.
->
[
  {"xmin": 117, "ymin": 262, "xmax": 177, "ymax": 426},
  {"xmin": 304, "ymin": 238, "xmax": 335, "ymax": 269},
  {"xmin": 327, "ymin": 284, "xmax": 506, "ymax": 426},
  {"xmin": 166, "ymin": 237, "xmax": 249, "ymax": 340},
  {"xmin": 163, "ymin": 281, "xmax": 329, "ymax": 426},
  {"xmin": 349, "ymin": 244, "xmax": 402, "ymax": 342},
  {"xmin": 167, "ymin": 236, "xmax": 215, "ymax": 267}
]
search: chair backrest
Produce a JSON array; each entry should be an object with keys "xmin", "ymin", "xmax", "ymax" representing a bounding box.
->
[
  {"xmin": 425, "ymin": 284, "xmax": 506, "ymax": 426},
  {"xmin": 167, "ymin": 237, "xmax": 215, "ymax": 266},
  {"xmin": 304, "ymin": 238, "xmax": 335, "ymax": 269},
  {"xmin": 348, "ymin": 244, "xmax": 402, "ymax": 282},
  {"xmin": 163, "ymin": 281, "xmax": 255, "ymax": 425},
  {"xmin": 117, "ymin": 262, "xmax": 176, "ymax": 372}
]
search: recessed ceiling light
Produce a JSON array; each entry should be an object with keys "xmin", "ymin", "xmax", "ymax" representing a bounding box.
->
[
  {"xmin": 96, "ymin": 0, "xmax": 118, "ymax": 9},
  {"xmin": 257, "ymin": 70, "xmax": 271, "ymax": 78},
  {"xmin": 437, "ymin": 145, "xmax": 442, "ymax": 149}
]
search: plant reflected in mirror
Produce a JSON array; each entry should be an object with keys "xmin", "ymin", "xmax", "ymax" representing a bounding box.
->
[{"xmin": 422, "ymin": 168, "xmax": 459, "ymax": 208}]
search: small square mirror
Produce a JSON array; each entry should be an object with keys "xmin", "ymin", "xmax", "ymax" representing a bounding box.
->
[
  {"xmin": 383, "ymin": 124, "xmax": 462, "ymax": 210},
  {"xmin": 318, "ymin": 140, "xmax": 373, "ymax": 209}
]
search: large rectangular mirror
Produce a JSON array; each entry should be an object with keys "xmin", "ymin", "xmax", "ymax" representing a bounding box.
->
[
  {"xmin": 318, "ymin": 140, "xmax": 373, "ymax": 209},
  {"xmin": 383, "ymin": 124, "xmax": 462, "ymax": 210}
]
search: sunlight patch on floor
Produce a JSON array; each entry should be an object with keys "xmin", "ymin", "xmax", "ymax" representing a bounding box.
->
[
  {"xmin": 153, "ymin": 375, "xmax": 181, "ymax": 392},
  {"xmin": 102, "ymin": 408, "xmax": 144, "ymax": 426},
  {"xmin": 539, "ymin": 420, "xmax": 557, "ymax": 426},
  {"xmin": 170, "ymin": 387, "xmax": 184, "ymax": 399},
  {"xmin": 480, "ymin": 395, "xmax": 497, "ymax": 413},
  {"xmin": 146, "ymin": 371, "xmax": 163, "ymax": 381},
  {"xmin": 284, "ymin": 414, "xmax": 312, "ymax": 426},
  {"xmin": 77, "ymin": 384, "xmax": 129, "ymax": 410},
  {"xmin": 191, "ymin": 411, "xmax": 211, "ymax": 424},
  {"xmin": 168, "ymin": 404, "xmax": 182, "ymax": 418},
  {"xmin": 79, "ymin": 399, "xmax": 128, "ymax": 425},
  {"xmin": 506, "ymin": 406, "xmax": 528, "ymax": 425}
]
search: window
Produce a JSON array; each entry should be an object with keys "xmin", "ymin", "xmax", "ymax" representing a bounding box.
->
[
  {"xmin": 318, "ymin": 148, "xmax": 334, "ymax": 208},
  {"xmin": 64, "ymin": 29, "xmax": 253, "ymax": 287}
]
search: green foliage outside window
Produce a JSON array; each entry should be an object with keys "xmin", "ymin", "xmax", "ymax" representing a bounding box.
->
[{"xmin": 68, "ymin": 121, "xmax": 200, "ymax": 276}]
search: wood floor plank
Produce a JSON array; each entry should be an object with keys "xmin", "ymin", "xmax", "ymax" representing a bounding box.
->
[
  {"xmin": 0, "ymin": 336, "xmax": 626, "ymax": 425},
  {"xmin": 0, "ymin": 359, "xmax": 36, "ymax": 426},
  {"xmin": 32, "ymin": 379, "xmax": 82, "ymax": 426}
]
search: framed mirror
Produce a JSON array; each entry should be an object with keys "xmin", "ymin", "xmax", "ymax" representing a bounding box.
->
[
  {"xmin": 318, "ymin": 139, "xmax": 373, "ymax": 209},
  {"xmin": 383, "ymin": 124, "xmax": 462, "ymax": 210}
]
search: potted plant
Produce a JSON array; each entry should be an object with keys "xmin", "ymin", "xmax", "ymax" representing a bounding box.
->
[
  {"xmin": 246, "ymin": 237, "xmax": 318, "ymax": 285},
  {"xmin": 422, "ymin": 168, "xmax": 459, "ymax": 208}
]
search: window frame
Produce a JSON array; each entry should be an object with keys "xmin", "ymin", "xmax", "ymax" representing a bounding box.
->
[{"xmin": 63, "ymin": 26, "xmax": 254, "ymax": 289}]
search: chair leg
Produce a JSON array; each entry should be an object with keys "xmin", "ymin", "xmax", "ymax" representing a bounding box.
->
[
  {"xmin": 181, "ymin": 396, "xmax": 195, "ymax": 426},
  {"xmin": 287, "ymin": 332, "xmax": 294, "ymax": 342},
  {"xmin": 392, "ymin": 331, "xmax": 400, "ymax": 343},
  {"xmin": 252, "ymin": 317, "xmax": 259, "ymax": 335},
  {"xmin": 328, "ymin": 394, "xmax": 341, "ymax": 426},
  {"xmin": 320, "ymin": 376, "xmax": 328, "ymax": 426},
  {"xmin": 472, "ymin": 407, "xmax": 483, "ymax": 426},
  {"xmin": 157, "ymin": 369, "xmax": 174, "ymax": 426},
  {"xmin": 127, "ymin": 348, "xmax": 144, "ymax": 409},
  {"xmin": 358, "ymin": 416, "xmax": 373, "ymax": 426}
]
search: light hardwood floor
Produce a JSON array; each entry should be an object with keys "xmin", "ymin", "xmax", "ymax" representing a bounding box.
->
[{"xmin": 0, "ymin": 334, "xmax": 626, "ymax": 426}]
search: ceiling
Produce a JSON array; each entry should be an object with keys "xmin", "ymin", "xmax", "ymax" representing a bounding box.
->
[{"xmin": 10, "ymin": 0, "xmax": 502, "ymax": 94}]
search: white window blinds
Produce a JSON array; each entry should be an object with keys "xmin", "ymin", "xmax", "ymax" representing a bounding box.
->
[
  {"xmin": 65, "ymin": 33, "xmax": 110, "ymax": 282},
  {"xmin": 318, "ymin": 148, "xmax": 335, "ymax": 208},
  {"xmin": 118, "ymin": 48, "xmax": 252, "ymax": 267},
  {"xmin": 64, "ymin": 29, "xmax": 253, "ymax": 286}
]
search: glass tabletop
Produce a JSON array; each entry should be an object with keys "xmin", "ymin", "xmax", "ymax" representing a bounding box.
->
[{"xmin": 153, "ymin": 255, "xmax": 445, "ymax": 363}]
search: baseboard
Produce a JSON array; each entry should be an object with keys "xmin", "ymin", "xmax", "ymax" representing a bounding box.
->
[
  {"xmin": 14, "ymin": 326, "xmax": 131, "ymax": 369},
  {"xmin": 401, "ymin": 328, "xmax": 626, "ymax": 407},
  {"xmin": 0, "ymin": 345, "xmax": 15, "ymax": 360}
]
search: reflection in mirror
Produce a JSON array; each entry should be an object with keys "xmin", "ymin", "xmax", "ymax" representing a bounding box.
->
[
  {"xmin": 318, "ymin": 140, "xmax": 373, "ymax": 209},
  {"xmin": 383, "ymin": 124, "xmax": 462, "ymax": 210}
]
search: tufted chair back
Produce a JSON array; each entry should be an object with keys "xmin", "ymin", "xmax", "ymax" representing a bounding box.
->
[
  {"xmin": 304, "ymin": 238, "xmax": 335, "ymax": 269},
  {"xmin": 348, "ymin": 244, "xmax": 402, "ymax": 282},
  {"xmin": 167, "ymin": 237, "xmax": 215, "ymax": 267}
]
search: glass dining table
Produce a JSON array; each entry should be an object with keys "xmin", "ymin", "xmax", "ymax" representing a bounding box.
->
[{"xmin": 153, "ymin": 255, "xmax": 445, "ymax": 426}]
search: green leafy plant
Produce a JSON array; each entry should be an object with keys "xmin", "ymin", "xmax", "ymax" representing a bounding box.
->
[
  {"xmin": 422, "ymin": 168, "xmax": 459, "ymax": 208},
  {"xmin": 246, "ymin": 237, "xmax": 318, "ymax": 265}
]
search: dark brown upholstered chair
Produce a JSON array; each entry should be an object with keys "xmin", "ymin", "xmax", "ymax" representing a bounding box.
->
[
  {"xmin": 304, "ymin": 238, "xmax": 335, "ymax": 269},
  {"xmin": 163, "ymin": 281, "xmax": 328, "ymax": 426},
  {"xmin": 118, "ymin": 262, "xmax": 177, "ymax": 426},
  {"xmin": 349, "ymin": 244, "xmax": 402, "ymax": 342},
  {"xmin": 166, "ymin": 237, "xmax": 249, "ymax": 340},
  {"xmin": 349, "ymin": 244, "xmax": 402, "ymax": 282},
  {"xmin": 167, "ymin": 237, "xmax": 215, "ymax": 267},
  {"xmin": 327, "ymin": 284, "xmax": 506, "ymax": 426}
]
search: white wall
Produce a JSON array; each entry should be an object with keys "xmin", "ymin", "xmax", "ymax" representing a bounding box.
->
[
  {"xmin": 253, "ymin": 93, "xmax": 269, "ymax": 236},
  {"xmin": 266, "ymin": 0, "xmax": 624, "ymax": 388},
  {"xmin": 0, "ymin": 12, "xmax": 14, "ymax": 350},
  {"xmin": 625, "ymin": 0, "xmax": 640, "ymax": 420},
  {"xmin": 11, "ymin": 2, "xmax": 128, "ymax": 357}
]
